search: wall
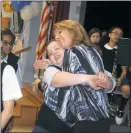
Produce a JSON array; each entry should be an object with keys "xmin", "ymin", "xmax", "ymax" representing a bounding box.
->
[
  {"xmin": 68, "ymin": 1, "xmax": 87, "ymax": 25},
  {"xmin": 69, "ymin": 1, "xmax": 81, "ymax": 22},
  {"xmin": 22, "ymin": 2, "xmax": 41, "ymax": 83},
  {"xmin": 79, "ymin": 1, "xmax": 87, "ymax": 25}
]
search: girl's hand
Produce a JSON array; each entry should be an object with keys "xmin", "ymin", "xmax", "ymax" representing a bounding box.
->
[{"xmin": 33, "ymin": 59, "xmax": 51, "ymax": 70}]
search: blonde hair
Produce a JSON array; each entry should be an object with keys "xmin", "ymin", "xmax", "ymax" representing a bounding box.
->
[{"xmin": 54, "ymin": 20, "xmax": 91, "ymax": 47}]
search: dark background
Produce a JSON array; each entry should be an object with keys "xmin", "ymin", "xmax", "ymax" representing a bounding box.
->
[{"xmin": 84, "ymin": 1, "xmax": 130, "ymax": 38}]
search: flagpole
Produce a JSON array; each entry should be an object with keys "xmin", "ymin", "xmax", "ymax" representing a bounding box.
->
[
  {"xmin": 38, "ymin": 56, "xmax": 42, "ymax": 78},
  {"xmin": 35, "ymin": 1, "xmax": 54, "ymax": 79}
]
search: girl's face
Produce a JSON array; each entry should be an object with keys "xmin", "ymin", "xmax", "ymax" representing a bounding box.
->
[
  {"xmin": 90, "ymin": 32, "xmax": 101, "ymax": 44},
  {"xmin": 109, "ymin": 28, "xmax": 123, "ymax": 43},
  {"xmin": 54, "ymin": 29, "xmax": 74, "ymax": 48},
  {"xmin": 47, "ymin": 41, "xmax": 65, "ymax": 66}
]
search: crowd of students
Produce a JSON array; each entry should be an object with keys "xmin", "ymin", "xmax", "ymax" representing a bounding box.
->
[{"xmin": 88, "ymin": 26, "xmax": 130, "ymax": 125}]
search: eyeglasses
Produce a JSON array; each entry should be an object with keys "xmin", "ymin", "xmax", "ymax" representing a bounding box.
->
[
  {"xmin": 2, "ymin": 41, "xmax": 13, "ymax": 46},
  {"xmin": 111, "ymin": 32, "xmax": 123, "ymax": 37}
]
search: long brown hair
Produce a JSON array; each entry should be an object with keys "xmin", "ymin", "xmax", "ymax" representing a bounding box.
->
[{"xmin": 53, "ymin": 20, "xmax": 91, "ymax": 47}]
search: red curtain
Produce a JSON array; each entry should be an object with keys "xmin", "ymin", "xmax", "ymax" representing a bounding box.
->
[
  {"xmin": 49, "ymin": 1, "xmax": 70, "ymax": 39},
  {"xmin": 54, "ymin": 1, "xmax": 70, "ymax": 23}
]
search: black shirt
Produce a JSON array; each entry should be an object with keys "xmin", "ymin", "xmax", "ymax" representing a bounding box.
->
[{"xmin": 7, "ymin": 53, "xmax": 19, "ymax": 72}]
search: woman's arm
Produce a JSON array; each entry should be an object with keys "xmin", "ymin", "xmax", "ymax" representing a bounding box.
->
[{"xmin": 1, "ymin": 100, "xmax": 14, "ymax": 129}]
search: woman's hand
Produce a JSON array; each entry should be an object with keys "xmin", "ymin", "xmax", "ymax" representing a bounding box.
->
[
  {"xmin": 33, "ymin": 59, "xmax": 51, "ymax": 70},
  {"xmin": 86, "ymin": 75, "xmax": 106, "ymax": 89},
  {"xmin": 96, "ymin": 72, "xmax": 108, "ymax": 88},
  {"xmin": 96, "ymin": 72, "xmax": 113, "ymax": 91}
]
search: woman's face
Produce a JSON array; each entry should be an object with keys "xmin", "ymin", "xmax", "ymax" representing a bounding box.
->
[
  {"xmin": 54, "ymin": 29, "xmax": 74, "ymax": 48},
  {"xmin": 90, "ymin": 32, "xmax": 101, "ymax": 44}
]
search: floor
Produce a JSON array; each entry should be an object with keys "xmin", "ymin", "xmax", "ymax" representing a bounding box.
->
[
  {"xmin": 109, "ymin": 94, "xmax": 130, "ymax": 132},
  {"xmin": 110, "ymin": 124, "xmax": 130, "ymax": 132},
  {"xmin": 10, "ymin": 123, "xmax": 130, "ymax": 132},
  {"xmin": 10, "ymin": 89, "xmax": 130, "ymax": 132},
  {"xmin": 10, "ymin": 126, "xmax": 33, "ymax": 132}
]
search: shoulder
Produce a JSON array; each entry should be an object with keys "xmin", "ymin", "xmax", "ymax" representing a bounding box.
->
[
  {"xmin": 74, "ymin": 44, "xmax": 88, "ymax": 48},
  {"xmin": 71, "ymin": 44, "xmax": 89, "ymax": 52},
  {"xmin": 45, "ymin": 66, "xmax": 61, "ymax": 76},
  {"xmin": 3, "ymin": 65, "xmax": 15, "ymax": 74},
  {"xmin": 3, "ymin": 65, "xmax": 16, "ymax": 80},
  {"xmin": 102, "ymin": 43, "xmax": 112, "ymax": 52},
  {"xmin": 2, "ymin": 64, "xmax": 22, "ymax": 101},
  {"xmin": 1, "ymin": 61, "xmax": 8, "ymax": 68},
  {"xmin": 44, "ymin": 66, "xmax": 61, "ymax": 85}
]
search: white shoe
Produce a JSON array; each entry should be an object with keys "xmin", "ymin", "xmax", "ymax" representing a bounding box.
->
[{"xmin": 115, "ymin": 115, "xmax": 123, "ymax": 125}]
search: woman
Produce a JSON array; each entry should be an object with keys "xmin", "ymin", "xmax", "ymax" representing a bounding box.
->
[
  {"xmin": 33, "ymin": 20, "xmax": 115, "ymax": 132},
  {"xmin": 33, "ymin": 40, "xmax": 110, "ymax": 133}
]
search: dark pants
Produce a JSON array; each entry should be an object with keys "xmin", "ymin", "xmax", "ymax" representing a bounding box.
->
[
  {"xmin": 73, "ymin": 119, "xmax": 111, "ymax": 133},
  {"xmin": 32, "ymin": 125, "xmax": 52, "ymax": 133},
  {"xmin": 34, "ymin": 104, "xmax": 111, "ymax": 133},
  {"xmin": 34, "ymin": 104, "xmax": 72, "ymax": 133},
  {"xmin": 33, "ymin": 119, "xmax": 111, "ymax": 133}
]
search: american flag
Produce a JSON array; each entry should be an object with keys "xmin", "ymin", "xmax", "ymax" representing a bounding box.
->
[{"xmin": 36, "ymin": 1, "xmax": 53, "ymax": 60}]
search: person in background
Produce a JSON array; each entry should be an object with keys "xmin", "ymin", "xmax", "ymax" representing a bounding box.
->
[
  {"xmin": 100, "ymin": 30, "xmax": 110, "ymax": 50},
  {"xmin": 101, "ymin": 30, "xmax": 108, "ymax": 37},
  {"xmin": 101, "ymin": 26, "xmax": 130, "ymax": 125},
  {"xmin": 89, "ymin": 28, "xmax": 102, "ymax": 55},
  {"xmin": 1, "ymin": 41, "xmax": 23, "ymax": 132},
  {"xmin": 1, "ymin": 28, "xmax": 23, "ymax": 89}
]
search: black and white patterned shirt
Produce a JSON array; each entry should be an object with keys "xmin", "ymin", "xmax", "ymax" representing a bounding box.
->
[{"xmin": 44, "ymin": 44, "xmax": 115, "ymax": 127}]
